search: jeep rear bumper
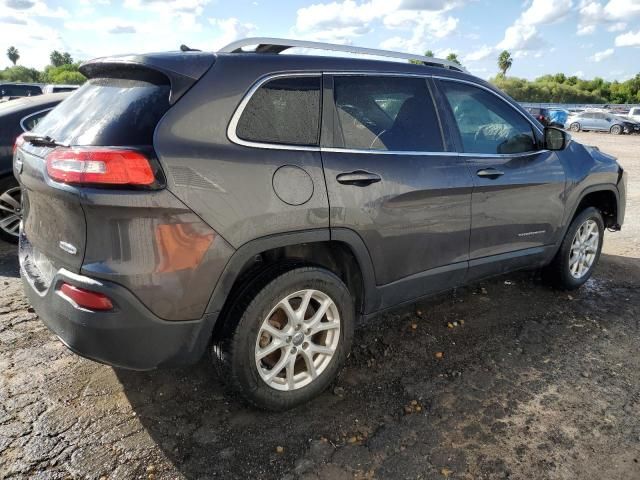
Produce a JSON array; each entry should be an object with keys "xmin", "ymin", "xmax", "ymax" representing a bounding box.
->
[{"xmin": 21, "ymin": 258, "xmax": 217, "ymax": 370}]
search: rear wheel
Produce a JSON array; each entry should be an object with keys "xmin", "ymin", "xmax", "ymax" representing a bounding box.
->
[
  {"xmin": 214, "ymin": 266, "xmax": 354, "ymax": 410},
  {"xmin": 544, "ymin": 207, "xmax": 604, "ymax": 290},
  {"xmin": 569, "ymin": 122, "xmax": 581, "ymax": 132},
  {"xmin": 0, "ymin": 176, "xmax": 22, "ymax": 244},
  {"xmin": 610, "ymin": 124, "xmax": 623, "ymax": 135}
]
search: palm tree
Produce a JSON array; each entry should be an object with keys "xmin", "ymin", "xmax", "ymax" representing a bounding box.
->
[
  {"xmin": 7, "ymin": 46, "xmax": 20, "ymax": 66},
  {"xmin": 498, "ymin": 50, "xmax": 513, "ymax": 77},
  {"xmin": 446, "ymin": 53, "xmax": 462, "ymax": 66},
  {"xmin": 409, "ymin": 49, "xmax": 435, "ymax": 65}
]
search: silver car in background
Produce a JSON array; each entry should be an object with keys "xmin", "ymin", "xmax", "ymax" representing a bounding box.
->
[{"xmin": 565, "ymin": 111, "xmax": 639, "ymax": 134}]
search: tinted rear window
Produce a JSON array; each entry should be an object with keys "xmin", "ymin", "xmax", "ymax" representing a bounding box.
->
[
  {"xmin": 236, "ymin": 76, "xmax": 321, "ymax": 146},
  {"xmin": 33, "ymin": 76, "xmax": 170, "ymax": 146}
]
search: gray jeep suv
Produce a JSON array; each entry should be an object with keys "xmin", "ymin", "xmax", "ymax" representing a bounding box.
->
[{"xmin": 15, "ymin": 38, "xmax": 627, "ymax": 410}]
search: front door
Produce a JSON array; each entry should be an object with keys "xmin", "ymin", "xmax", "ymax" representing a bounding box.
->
[
  {"xmin": 321, "ymin": 74, "xmax": 473, "ymax": 308},
  {"xmin": 436, "ymin": 79, "xmax": 566, "ymax": 277}
]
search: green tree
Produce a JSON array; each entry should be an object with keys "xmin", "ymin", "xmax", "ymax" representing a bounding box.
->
[
  {"xmin": 49, "ymin": 50, "xmax": 74, "ymax": 67},
  {"xmin": 7, "ymin": 46, "xmax": 20, "ymax": 66},
  {"xmin": 40, "ymin": 63, "xmax": 86, "ymax": 85},
  {"xmin": 409, "ymin": 49, "xmax": 435, "ymax": 65},
  {"xmin": 446, "ymin": 53, "xmax": 462, "ymax": 66},
  {"xmin": 497, "ymin": 50, "xmax": 513, "ymax": 76},
  {"xmin": 0, "ymin": 66, "xmax": 40, "ymax": 82}
]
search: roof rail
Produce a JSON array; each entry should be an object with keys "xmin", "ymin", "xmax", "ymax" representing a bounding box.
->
[{"xmin": 218, "ymin": 37, "xmax": 467, "ymax": 72}]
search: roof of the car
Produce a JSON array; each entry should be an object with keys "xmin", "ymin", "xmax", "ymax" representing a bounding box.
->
[{"xmin": 0, "ymin": 92, "xmax": 70, "ymax": 116}]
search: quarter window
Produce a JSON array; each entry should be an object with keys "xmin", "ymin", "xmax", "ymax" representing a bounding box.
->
[
  {"xmin": 236, "ymin": 76, "xmax": 321, "ymax": 146},
  {"xmin": 333, "ymin": 76, "xmax": 444, "ymax": 152},
  {"xmin": 440, "ymin": 81, "xmax": 537, "ymax": 155}
]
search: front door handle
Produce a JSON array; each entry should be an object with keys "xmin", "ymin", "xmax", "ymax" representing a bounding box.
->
[
  {"xmin": 476, "ymin": 168, "xmax": 504, "ymax": 179},
  {"xmin": 336, "ymin": 171, "xmax": 382, "ymax": 187}
]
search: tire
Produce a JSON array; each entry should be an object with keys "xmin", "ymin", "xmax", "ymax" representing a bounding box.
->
[
  {"xmin": 569, "ymin": 122, "xmax": 581, "ymax": 132},
  {"xmin": 610, "ymin": 124, "xmax": 623, "ymax": 135},
  {"xmin": 0, "ymin": 176, "xmax": 21, "ymax": 244},
  {"xmin": 544, "ymin": 207, "xmax": 604, "ymax": 290},
  {"xmin": 213, "ymin": 265, "xmax": 355, "ymax": 410}
]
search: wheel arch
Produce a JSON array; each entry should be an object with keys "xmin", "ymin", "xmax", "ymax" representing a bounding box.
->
[
  {"xmin": 571, "ymin": 185, "xmax": 620, "ymax": 229},
  {"xmin": 205, "ymin": 228, "xmax": 379, "ymax": 337}
]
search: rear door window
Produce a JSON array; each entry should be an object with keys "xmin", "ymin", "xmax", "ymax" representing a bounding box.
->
[
  {"xmin": 235, "ymin": 76, "xmax": 321, "ymax": 146},
  {"xmin": 332, "ymin": 76, "xmax": 444, "ymax": 152},
  {"xmin": 32, "ymin": 73, "xmax": 171, "ymax": 146},
  {"xmin": 440, "ymin": 80, "xmax": 536, "ymax": 155}
]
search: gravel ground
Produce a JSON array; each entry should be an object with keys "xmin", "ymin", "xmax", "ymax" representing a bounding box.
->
[{"xmin": 1, "ymin": 131, "xmax": 639, "ymax": 480}]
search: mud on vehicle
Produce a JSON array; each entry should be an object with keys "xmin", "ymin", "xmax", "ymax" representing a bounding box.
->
[{"xmin": 15, "ymin": 38, "xmax": 626, "ymax": 410}]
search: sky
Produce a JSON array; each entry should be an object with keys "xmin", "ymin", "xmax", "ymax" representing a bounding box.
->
[{"xmin": 1, "ymin": 0, "xmax": 639, "ymax": 81}]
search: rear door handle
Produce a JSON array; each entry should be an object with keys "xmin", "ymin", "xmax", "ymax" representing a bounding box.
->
[
  {"xmin": 336, "ymin": 171, "xmax": 382, "ymax": 186},
  {"xmin": 476, "ymin": 168, "xmax": 504, "ymax": 179}
]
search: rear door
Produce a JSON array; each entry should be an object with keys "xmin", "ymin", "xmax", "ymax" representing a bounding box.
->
[
  {"xmin": 435, "ymin": 79, "xmax": 566, "ymax": 277},
  {"xmin": 321, "ymin": 74, "xmax": 472, "ymax": 304}
]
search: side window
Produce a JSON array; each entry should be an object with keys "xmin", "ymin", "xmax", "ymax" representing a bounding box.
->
[
  {"xmin": 440, "ymin": 81, "xmax": 537, "ymax": 155},
  {"xmin": 21, "ymin": 109, "xmax": 52, "ymax": 132},
  {"xmin": 333, "ymin": 76, "xmax": 443, "ymax": 152},
  {"xmin": 236, "ymin": 76, "xmax": 321, "ymax": 146}
]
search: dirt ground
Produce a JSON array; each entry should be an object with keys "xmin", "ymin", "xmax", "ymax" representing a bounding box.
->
[{"xmin": 1, "ymin": 131, "xmax": 639, "ymax": 480}]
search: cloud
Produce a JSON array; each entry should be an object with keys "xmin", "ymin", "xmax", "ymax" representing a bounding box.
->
[
  {"xmin": 108, "ymin": 25, "xmax": 136, "ymax": 34},
  {"xmin": 615, "ymin": 29, "xmax": 640, "ymax": 46},
  {"xmin": 577, "ymin": 0, "xmax": 640, "ymax": 35},
  {"xmin": 464, "ymin": 45, "xmax": 494, "ymax": 62},
  {"xmin": 209, "ymin": 17, "xmax": 257, "ymax": 49},
  {"xmin": 589, "ymin": 47, "xmax": 614, "ymax": 61},
  {"xmin": 295, "ymin": 0, "xmax": 466, "ymax": 50},
  {"xmin": 5, "ymin": 0, "xmax": 35, "ymax": 9},
  {"xmin": 519, "ymin": 0, "xmax": 573, "ymax": 26},
  {"xmin": 498, "ymin": 23, "xmax": 546, "ymax": 52},
  {"xmin": 0, "ymin": 15, "xmax": 27, "ymax": 24},
  {"xmin": 496, "ymin": 0, "xmax": 572, "ymax": 56}
]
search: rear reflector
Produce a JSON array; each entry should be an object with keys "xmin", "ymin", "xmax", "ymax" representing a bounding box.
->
[
  {"xmin": 60, "ymin": 283, "xmax": 113, "ymax": 311},
  {"xmin": 46, "ymin": 148, "xmax": 155, "ymax": 186}
]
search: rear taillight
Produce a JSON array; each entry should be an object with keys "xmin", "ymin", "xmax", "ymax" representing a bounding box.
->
[
  {"xmin": 13, "ymin": 134, "xmax": 25, "ymax": 155},
  {"xmin": 59, "ymin": 283, "xmax": 113, "ymax": 311},
  {"xmin": 46, "ymin": 148, "xmax": 155, "ymax": 186}
]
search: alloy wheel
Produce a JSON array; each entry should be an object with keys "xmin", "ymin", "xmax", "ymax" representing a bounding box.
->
[
  {"xmin": 255, "ymin": 289, "xmax": 341, "ymax": 391},
  {"xmin": 0, "ymin": 186, "xmax": 22, "ymax": 239},
  {"xmin": 569, "ymin": 219, "xmax": 599, "ymax": 279}
]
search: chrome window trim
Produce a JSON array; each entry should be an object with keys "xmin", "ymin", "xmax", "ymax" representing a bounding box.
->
[
  {"xmin": 321, "ymin": 147, "xmax": 457, "ymax": 156},
  {"xmin": 227, "ymin": 71, "xmax": 548, "ymax": 157},
  {"xmin": 20, "ymin": 107, "xmax": 54, "ymax": 132},
  {"xmin": 227, "ymin": 72, "xmax": 323, "ymax": 152}
]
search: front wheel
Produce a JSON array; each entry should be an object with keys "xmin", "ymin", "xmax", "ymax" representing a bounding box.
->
[
  {"xmin": 544, "ymin": 207, "xmax": 604, "ymax": 290},
  {"xmin": 610, "ymin": 124, "xmax": 623, "ymax": 135},
  {"xmin": 569, "ymin": 122, "xmax": 581, "ymax": 132},
  {"xmin": 214, "ymin": 266, "xmax": 355, "ymax": 410}
]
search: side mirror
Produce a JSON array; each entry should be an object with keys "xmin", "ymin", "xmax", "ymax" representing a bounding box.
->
[{"xmin": 544, "ymin": 127, "xmax": 568, "ymax": 151}]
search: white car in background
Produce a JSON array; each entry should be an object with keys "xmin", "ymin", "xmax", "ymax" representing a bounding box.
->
[{"xmin": 628, "ymin": 107, "xmax": 640, "ymax": 123}]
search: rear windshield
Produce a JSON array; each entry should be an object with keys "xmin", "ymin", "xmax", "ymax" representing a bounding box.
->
[{"xmin": 33, "ymin": 75, "xmax": 170, "ymax": 146}]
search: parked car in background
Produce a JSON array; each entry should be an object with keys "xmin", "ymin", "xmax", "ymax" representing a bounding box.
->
[
  {"xmin": 628, "ymin": 107, "xmax": 640, "ymax": 123},
  {"xmin": 0, "ymin": 83, "xmax": 43, "ymax": 102},
  {"xmin": 614, "ymin": 115, "xmax": 640, "ymax": 134},
  {"xmin": 0, "ymin": 92, "xmax": 70, "ymax": 242},
  {"xmin": 526, "ymin": 107, "xmax": 551, "ymax": 126},
  {"xmin": 15, "ymin": 39, "xmax": 626, "ymax": 410},
  {"xmin": 548, "ymin": 108, "xmax": 569, "ymax": 128},
  {"xmin": 42, "ymin": 84, "xmax": 80, "ymax": 94},
  {"xmin": 565, "ymin": 111, "xmax": 634, "ymax": 134}
]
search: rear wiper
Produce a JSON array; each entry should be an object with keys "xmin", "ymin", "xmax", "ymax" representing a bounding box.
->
[{"xmin": 22, "ymin": 134, "xmax": 68, "ymax": 148}]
